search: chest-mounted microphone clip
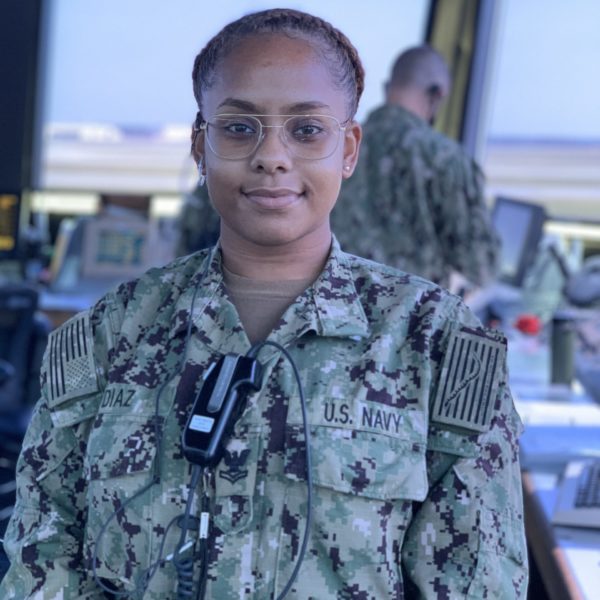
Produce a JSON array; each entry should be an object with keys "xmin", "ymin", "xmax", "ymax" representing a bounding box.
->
[{"xmin": 182, "ymin": 354, "xmax": 263, "ymax": 467}]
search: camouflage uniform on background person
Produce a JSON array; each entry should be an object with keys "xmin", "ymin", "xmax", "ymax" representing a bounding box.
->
[
  {"xmin": 331, "ymin": 47, "xmax": 500, "ymax": 289},
  {"xmin": 0, "ymin": 240, "xmax": 528, "ymax": 598},
  {"xmin": 175, "ymin": 182, "xmax": 220, "ymax": 257}
]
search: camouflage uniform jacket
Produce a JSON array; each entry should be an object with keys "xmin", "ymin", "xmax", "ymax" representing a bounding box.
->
[
  {"xmin": 1, "ymin": 239, "xmax": 527, "ymax": 599},
  {"xmin": 331, "ymin": 104, "xmax": 500, "ymax": 287}
]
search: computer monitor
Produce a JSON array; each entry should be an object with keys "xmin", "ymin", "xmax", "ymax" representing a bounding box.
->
[
  {"xmin": 0, "ymin": 194, "xmax": 21, "ymax": 260},
  {"xmin": 492, "ymin": 196, "xmax": 546, "ymax": 287},
  {"xmin": 81, "ymin": 217, "xmax": 155, "ymax": 281}
]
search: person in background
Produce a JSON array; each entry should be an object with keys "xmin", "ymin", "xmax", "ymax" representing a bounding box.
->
[
  {"xmin": 331, "ymin": 44, "xmax": 500, "ymax": 290},
  {"xmin": 0, "ymin": 10, "xmax": 526, "ymax": 598},
  {"xmin": 175, "ymin": 180, "xmax": 220, "ymax": 257}
]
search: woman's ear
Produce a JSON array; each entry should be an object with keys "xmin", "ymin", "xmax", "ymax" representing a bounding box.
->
[
  {"xmin": 191, "ymin": 126, "xmax": 205, "ymax": 164},
  {"xmin": 342, "ymin": 120, "xmax": 361, "ymax": 178}
]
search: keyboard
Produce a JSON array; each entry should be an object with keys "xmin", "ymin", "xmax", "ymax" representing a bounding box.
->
[{"xmin": 552, "ymin": 458, "xmax": 600, "ymax": 529}]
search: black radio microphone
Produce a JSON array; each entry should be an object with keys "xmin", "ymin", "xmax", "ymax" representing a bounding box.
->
[{"xmin": 182, "ymin": 354, "xmax": 263, "ymax": 467}]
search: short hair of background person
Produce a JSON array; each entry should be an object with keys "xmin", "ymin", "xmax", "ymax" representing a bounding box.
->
[{"xmin": 386, "ymin": 45, "xmax": 451, "ymax": 124}]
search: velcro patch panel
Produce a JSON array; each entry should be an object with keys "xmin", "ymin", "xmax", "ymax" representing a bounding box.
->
[
  {"xmin": 47, "ymin": 312, "xmax": 99, "ymax": 407},
  {"xmin": 431, "ymin": 328, "xmax": 506, "ymax": 432}
]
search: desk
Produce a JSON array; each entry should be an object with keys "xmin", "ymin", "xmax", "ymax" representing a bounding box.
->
[
  {"xmin": 509, "ymin": 333, "xmax": 600, "ymax": 600},
  {"xmin": 522, "ymin": 470, "xmax": 600, "ymax": 600}
]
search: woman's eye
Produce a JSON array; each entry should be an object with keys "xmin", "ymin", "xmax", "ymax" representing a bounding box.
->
[
  {"xmin": 225, "ymin": 122, "xmax": 256, "ymax": 135},
  {"xmin": 213, "ymin": 117, "xmax": 258, "ymax": 137},
  {"xmin": 297, "ymin": 125, "xmax": 320, "ymax": 135},
  {"xmin": 291, "ymin": 122, "xmax": 324, "ymax": 141}
]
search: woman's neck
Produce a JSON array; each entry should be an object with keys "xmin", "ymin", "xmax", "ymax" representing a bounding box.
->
[{"xmin": 220, "ymin": 227, "xmax": 332, "ymax": 281}]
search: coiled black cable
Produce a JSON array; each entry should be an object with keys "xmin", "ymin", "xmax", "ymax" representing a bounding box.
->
[
  {"xmin": 196, "ymin": 483, "xmax": 211, "ymax": 600},
  {"xmin": 173, "ymin": 464, "xmax": 203, "ymax": 599}
]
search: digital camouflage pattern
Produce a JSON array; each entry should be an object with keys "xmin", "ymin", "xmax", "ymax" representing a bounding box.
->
[
  {"xmin": 175, "ymin": 183, "xmax": 220, "ymax": 257},
  {"xmin": 331, "ymin": 104, "xmax": 500, "ymax": 288},
  {"xmin": 1, "ymin": 239, "xmax": 528, "ymax": 599}
]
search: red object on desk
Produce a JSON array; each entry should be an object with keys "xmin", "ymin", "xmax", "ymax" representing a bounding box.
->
[{"xmin": 514, "ymin": 314, "xmax": 542, "ymax": 336}]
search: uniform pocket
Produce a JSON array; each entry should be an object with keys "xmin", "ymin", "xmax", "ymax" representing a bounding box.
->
[
  {"xmin": 84, "ymin": 414, "xmax": 158, "ymax": 586},
  {"xmin": 285, "ymin": 424, "xmax": 427, "ymax": 500},
  {"xmin": 281, "ymin": 424, "xmax": 427, "ymax": 593}
]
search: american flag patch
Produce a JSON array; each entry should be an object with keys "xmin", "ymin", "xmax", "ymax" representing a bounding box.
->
[
  {"xmin": 431, "ymin": 328, "xmax": 506, "ymax": 432},
  {"xmin": 46, "ymin": 312, "xmax": 99, "ymax": 407}
]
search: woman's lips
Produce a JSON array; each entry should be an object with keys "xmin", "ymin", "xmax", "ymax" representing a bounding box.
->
[{"xmin": 243, "ymin": 187, "xmax": 303, "ymax": 209}]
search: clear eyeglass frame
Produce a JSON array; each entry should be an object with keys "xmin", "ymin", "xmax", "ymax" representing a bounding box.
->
[{"xmin": 198, "ymin": 113, "xmax": 349, "ymax": 160}]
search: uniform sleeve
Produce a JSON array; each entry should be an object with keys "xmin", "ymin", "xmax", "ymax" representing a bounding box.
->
[
  {"xmin": 435, "ymin": 155, "xmax": 500, "ymax": 287},
  {"xmin": 401, "ymin": 325, "xmax": 529, "ymax": 598},
  {"xmin": 0, "ymin": 296, "xmax": 122, "ymax": 599}
]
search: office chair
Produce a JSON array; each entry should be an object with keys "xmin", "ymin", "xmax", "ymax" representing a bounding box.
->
[
  {"xmin": 0, "ymin": 284, "xmax": 39, "ymax": 413},
  {"xmin": 0, "ymin": 283, "xmax": 51, "ymax": 582},
  {"xmin": 0, "ymin": 449, "xmax": 17, "ymax": 582}
]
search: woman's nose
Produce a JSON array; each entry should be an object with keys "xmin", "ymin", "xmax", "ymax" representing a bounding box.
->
[{"xmin": 249, "ymin": 126, "xmax": 293, "ymax": 172}]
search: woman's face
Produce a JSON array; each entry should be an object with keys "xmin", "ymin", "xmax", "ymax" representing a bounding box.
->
[{"xmin": 196, "ymin": 33, "xmax": 361, "ymax": 253}]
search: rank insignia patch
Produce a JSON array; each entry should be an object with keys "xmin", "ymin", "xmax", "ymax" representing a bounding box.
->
[
  {"xmin": 219, "ymin": 448, "xmax": 251, "ymax": 484},
  {"xmin": 431, "ymin": 328, "xmax": 506, "ymax": 432},
  {"xmin": 47, "ymin": 312, "xmax": 99, "ymax": 407}
]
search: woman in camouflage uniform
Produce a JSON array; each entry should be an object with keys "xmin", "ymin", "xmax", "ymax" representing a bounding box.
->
[{"xmin": 1, "ymin": 9, "xmax": 528, "ymax": 599}]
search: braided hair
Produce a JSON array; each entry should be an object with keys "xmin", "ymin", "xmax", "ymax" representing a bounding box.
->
[{"xmin": 191, "ymin": 8, "xmax": 365, "ymax": 132}]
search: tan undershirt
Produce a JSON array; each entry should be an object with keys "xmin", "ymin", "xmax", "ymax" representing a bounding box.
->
[{"xmin": 223, "ymin": 265, "xmax": 315, "ymax": 344}]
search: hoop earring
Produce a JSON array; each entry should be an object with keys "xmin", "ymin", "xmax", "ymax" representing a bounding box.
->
[{"xmin": 197, "ymin": 157, "xmax": 206, "ymax": 187}]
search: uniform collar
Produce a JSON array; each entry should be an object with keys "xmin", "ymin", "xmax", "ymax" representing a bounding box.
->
[
  {"xmin": 311, "ymin": 236, "xmax": 370, "ymax": 339},
  {"xmin": 168, "ymin": 237, "xmax": 370, "ymax": 350},
  {"xmin": 372, "ymin": 103, "xmax": 427, "ymax": 128},
  {"xmin": 168, "ymin": 244, "xmax": 225, "ymax": 342}
]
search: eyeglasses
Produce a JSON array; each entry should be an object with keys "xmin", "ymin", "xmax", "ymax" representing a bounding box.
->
[{"xmin": 199, "ymin": 114, "xmax": 348, "ymax": 160}]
